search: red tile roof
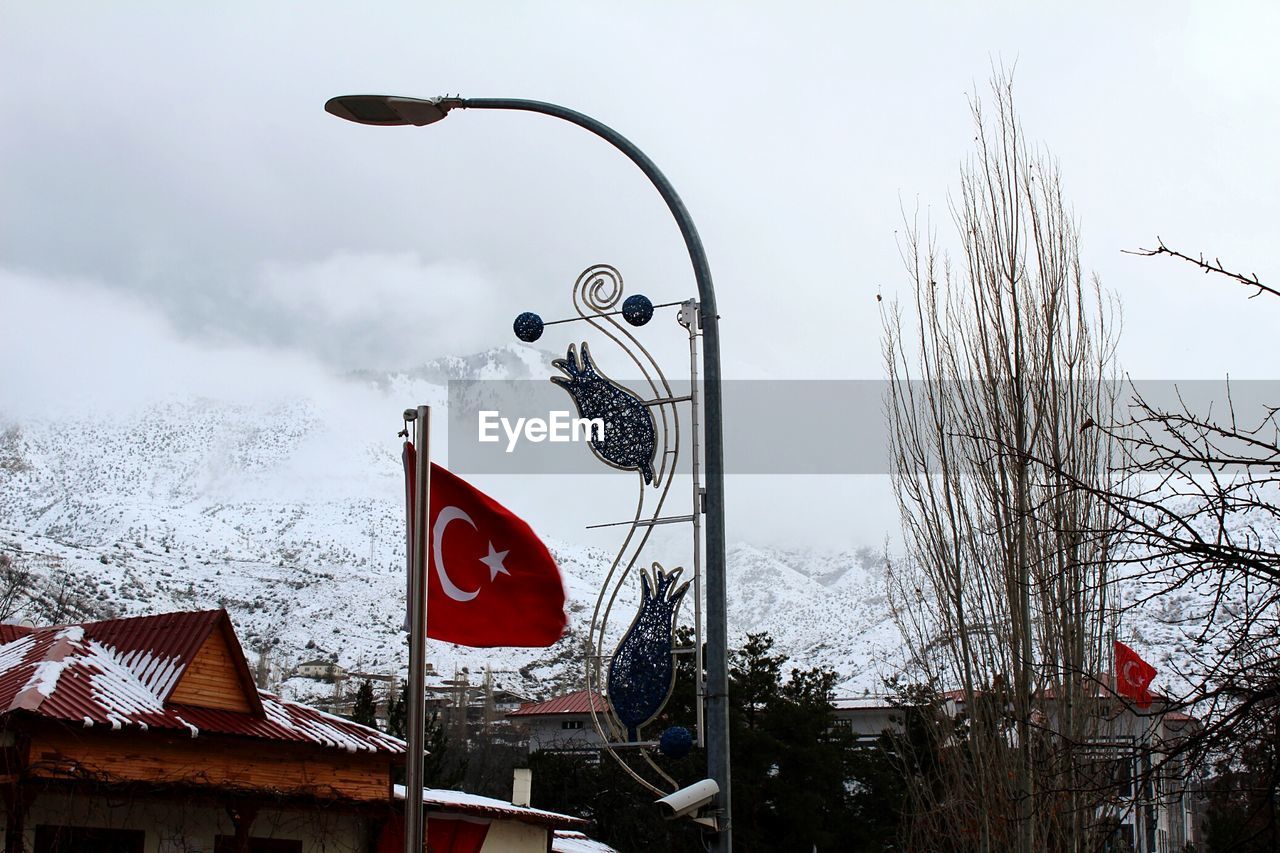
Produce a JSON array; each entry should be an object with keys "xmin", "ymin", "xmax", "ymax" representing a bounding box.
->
[
  {"xmin": 0, "ymin": 609, "xmax": 403, "ymax": 754},
  {"xmin": 507, "ymin": 689, "xmax": 607, "ymax": 717}
]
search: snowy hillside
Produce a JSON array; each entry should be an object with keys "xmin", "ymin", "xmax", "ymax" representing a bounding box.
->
[{"xmin": 0, "ymin": 343, "xmax": 1199, "ymax": 705}]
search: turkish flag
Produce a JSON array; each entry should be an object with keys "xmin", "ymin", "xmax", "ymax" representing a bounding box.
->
[
  {"xmin": 1114, "ymin": 640, "xmax": 1157, "ymax": 709},
  {"xmin": 403, "ymin": 442, "xmax": 567, "ymax": 647}
]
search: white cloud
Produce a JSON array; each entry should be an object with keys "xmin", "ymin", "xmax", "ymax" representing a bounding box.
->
[
  {"xmin": 0, "ymin": 268, "xmax": 342, "ymax": 417},
  {"xmin": 254, "ymin": 252, "xmax": 505, "ymax": 370}
]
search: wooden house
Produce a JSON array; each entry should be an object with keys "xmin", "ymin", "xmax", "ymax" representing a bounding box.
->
[
  {"xmin": 0, "ymin": 609, "xmax": 403, "ymax": 852},
  {"xmin": 0, "ymin": 610, "xmax": 591, "ymax": 853}
]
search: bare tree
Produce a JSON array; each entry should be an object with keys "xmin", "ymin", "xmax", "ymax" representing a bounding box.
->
[
  {"xmin": 0, "ymin": 551, "xmax": 33, "ymax": 622},
  {"xmin": 28, "ymin": 565, "xmax": 103, "ymax": 625},
  {"xmin": 1033, "ymin": 244, "xmax": 1280, "ymax": 849},
  {"xmin": 882, "ymin": 73, "xmax": 1122, "ymax": 852}
]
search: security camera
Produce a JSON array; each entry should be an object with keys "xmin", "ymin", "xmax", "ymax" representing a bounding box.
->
[{"xmin": 655, "ymin": 779, "xmax": 720, "ymax": 823}]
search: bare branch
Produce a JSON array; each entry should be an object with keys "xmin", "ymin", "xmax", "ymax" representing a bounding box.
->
[{"xmin": 1125, "ymin": 237, "xmax": 1279, "ymax": 300}]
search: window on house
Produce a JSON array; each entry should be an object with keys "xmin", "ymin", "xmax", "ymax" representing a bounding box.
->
[
  {"xmin": 35, "ymin": 826, "xmax": 145, "ymax": 853},
  {"xmin": 213, "ymin": 837, "xmax": 304, "ymax": 853},
  {"xmin": 561, "ymin": 720, "xmax": 585, "ymax": 730},
  {"xmin": 1115, "ymin": 753, "xmax": 1135, "ymax": 798},
  {"xmin": 1078, "ymin": 742, "xmax": 1136, "ymax": 799}
]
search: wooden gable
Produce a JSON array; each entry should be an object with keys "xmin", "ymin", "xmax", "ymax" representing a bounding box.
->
[{"xmin": 167, "ymin": 621, "xmax": 259, "ymax": 714}]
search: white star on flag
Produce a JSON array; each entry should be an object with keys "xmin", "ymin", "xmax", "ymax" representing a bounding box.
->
[{"xmin": 480, "ymin": 543, "xmax": 511, "ymax": 582}]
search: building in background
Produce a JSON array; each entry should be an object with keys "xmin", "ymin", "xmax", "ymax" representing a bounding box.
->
[
  {"xmin": 506, "ymin": 690, "xmax": 609, "ymax": 755},
  {"xmin": 291, "ymin": 658, "xmax": 348, "ymax": 682},
  {"xmin": 829, "ymin": 684, "xmax": 1203, "ymax": 853}
]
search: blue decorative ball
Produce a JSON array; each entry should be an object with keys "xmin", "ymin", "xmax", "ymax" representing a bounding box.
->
[
  {"xmin": 621, "ymin": 294, "xmax": 654, "ymax": 327},
  {"xmin": 659, "ymin": 725, "xmax": 693, "ymax": 758},
  {"xmin": 513, "ymin": 312, "xmax": 544, "ymax": 342}
]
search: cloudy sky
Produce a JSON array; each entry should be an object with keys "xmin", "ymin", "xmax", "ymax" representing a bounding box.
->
[{"xmin": 3, "ymin": 2, "xmax": 1278, "ymax": 546}]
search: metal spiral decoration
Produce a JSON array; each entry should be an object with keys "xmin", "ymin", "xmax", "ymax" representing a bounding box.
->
[
  {"xmin": 578, "ymin": 263, "xmax": 625, "ymax": 313},
  {"xmin": 576, "ymin": 267, "xmax": 682, "ymax": 793},
  {"xmin": 516, "ymin": 263, "xmax": 699, "ymax": 797},
  {"xmin": 570, "ymin": 265, "xmax": 676, "ymax": 488}
]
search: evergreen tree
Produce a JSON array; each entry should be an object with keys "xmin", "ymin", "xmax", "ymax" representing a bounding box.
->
[
  {"xmin": 528, "ymin": 750, "xmax": 705, "ymax": 852},
  {"xmin": 386, "ymin": 690, "xmax": 406, "ymax": 739},
  {"xmin": 422, "ymin": 710, "xmax": 467, "ymax": 789},
  {"xmin": 386, "ymin": 701, "xmax": 466, "ymax": 790},
  {"xmin": 350, "ymin": 678, "xmax": 377, "ymax": 728},
  {"xmin": 1203, "ymin": 702, "xmax": 1280, "ymax": 852},
  {"xmin": 526, "ymin": 632, "xmax": 904, "ymax": 852},
  {"xmin": 730, "ymin": 633, "xmax": 875, "ymax": 851}
]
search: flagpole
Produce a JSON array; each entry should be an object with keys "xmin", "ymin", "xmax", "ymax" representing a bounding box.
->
[{"xmin": 405, "ymin": 405, "xmax": 431, "ymax": 853}]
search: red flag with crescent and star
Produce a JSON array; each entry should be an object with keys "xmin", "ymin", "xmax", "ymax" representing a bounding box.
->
[
  {"xmin": 1114, "ymin": 640, "xmax": 1157, "ymax": 708},
  {"xmin": 403, "ymin": 442, "xmax": 567, "ymax": 648}
]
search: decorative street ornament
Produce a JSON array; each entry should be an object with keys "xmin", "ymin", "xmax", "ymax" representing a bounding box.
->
[
  {"xmin": 512, "ymin": 264, "xmax": 706, "ymax": 797},
  {"xmin": 608, "ymin": 564, "xmax": 690, "ymax": 741},
  {"xmin": 621, "ymin": 294, "xmax": 655, "ymax": 326},
  {"xmin": 513, "ymin": 311, "xmax": 545, "ymax": 343},
  {"xmin": 552, "ymin": 342, "xmax": 657, "ymax": 484}
]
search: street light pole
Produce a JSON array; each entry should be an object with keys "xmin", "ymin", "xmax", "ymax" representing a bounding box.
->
[{"xmin": 326, "ymin": 94, "xmax": 732, "ymax": 848}]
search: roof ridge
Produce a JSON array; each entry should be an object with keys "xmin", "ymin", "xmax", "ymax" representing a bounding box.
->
[
  {"xmin": 507, "ymin": 688, "xmax": 606, "ymax": 717},
  {"xmin": 75, "ymin": 607, "xmax": 224, "ymax": 629}
]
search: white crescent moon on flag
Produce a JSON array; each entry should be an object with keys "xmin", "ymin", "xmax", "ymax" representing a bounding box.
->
[
  {"xmin": 433, "ymin": 506, "xmax": 481, "ymax": 602},
  {"xmin": 1122, "ymin": 660, "xmax": 1142, "ymax": 686}
]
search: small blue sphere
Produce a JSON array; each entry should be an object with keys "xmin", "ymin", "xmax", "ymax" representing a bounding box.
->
[
  {"xmin": 659, "ymin": 725, "xmax": 693, "ymax": 758},
  {"xmin": 621, "ymin": 294, "xmax": 654, "ymax": 327},
  {"xmin": 513, "ymin": 312, "xmax": 544, "ymax": 342}
]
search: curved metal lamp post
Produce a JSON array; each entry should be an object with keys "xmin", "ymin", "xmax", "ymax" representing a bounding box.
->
[{"xmin": 326, "ymin": 94, "xmax": 731, "ymax": 850}]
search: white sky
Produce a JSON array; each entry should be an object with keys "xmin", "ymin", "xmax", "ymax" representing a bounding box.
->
[{"xmin": 2, "ymin": 2, "xmax": 1278, "ymax": 547}]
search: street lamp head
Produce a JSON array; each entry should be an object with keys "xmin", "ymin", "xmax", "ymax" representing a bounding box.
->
[{"xmin": 324, "ymin": 95, "xmax": 457, "ymax": 127}]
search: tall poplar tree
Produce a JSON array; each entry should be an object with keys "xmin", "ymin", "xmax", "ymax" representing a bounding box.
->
[{"xmin": 882, "ymin": 72, "xmax": 1121, "ymax": 852}]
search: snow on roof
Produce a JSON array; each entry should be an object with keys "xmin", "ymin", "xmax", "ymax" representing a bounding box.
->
[
  {"xmin": 832, "ymin": 695, "xmax": 896, "ymax": 711},
  {"xmin": 0, "ymin": 610, "xmax": 403, "ymax": 754},
  {"xmin": 393, "ymin": 785, "xmax": 588, "ymax": 829},
  {"xmin": 553, "ymin": 830, "xmax": 620, "ymax": 852},
  {"xmin": 507, "ymin": 689, "xmax": 607, "ymax": 717}
]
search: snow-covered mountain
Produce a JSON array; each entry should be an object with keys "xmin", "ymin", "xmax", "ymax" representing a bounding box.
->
[
  {"xmin": 2, "ymin": 342, "xmax": 1216, "ymax": 711},
  {"xmin": 0, "ymin": 345, "xmax": 904, "ymax": 705}
]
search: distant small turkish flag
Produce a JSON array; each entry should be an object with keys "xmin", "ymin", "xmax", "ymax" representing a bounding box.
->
[
  {"xmin": 1114, "ymin": 640, "xmax": 1157, "ymax": 708},
  {"xmin": 403, "ymin": 442, "xmax": 567, "ymax": 648}
]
